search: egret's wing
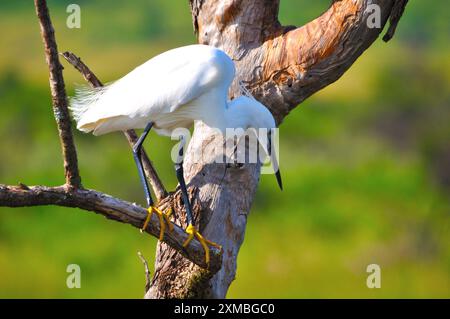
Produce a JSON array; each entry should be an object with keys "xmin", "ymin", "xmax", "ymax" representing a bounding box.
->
[{"xmin": 72, "ymin": 45, "xmax": 235, "ymax": 130}]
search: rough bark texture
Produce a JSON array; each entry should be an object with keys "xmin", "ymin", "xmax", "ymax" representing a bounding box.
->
[
  {"xmin": 35, "ymin": 0, "xmax": 81, "ymax": 188},
  {"xmin": 1, "ymin": 0, "xmax": 408, "ymax": 299},
  {"xmin": 0, "ymin": 0, "xmax": 222, "ymax": 274},
  {"xmin": 0, "ymin": 184, "xmax": 221, "ymax": 271},
  {"xmin": 147, "ymin": 0, "xmax": 408, "ymax": 298}
]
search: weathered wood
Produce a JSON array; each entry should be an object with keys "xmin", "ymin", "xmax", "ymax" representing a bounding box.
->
[
  {"xmin": 2, "ymin": 0, "xmax": 225, "ymax": 293},
  {"xmin": 34, "ymin": 0, "xmax": 81, "ymax": 188},
  {"xmin": 383, "ymin": 0, "xmax": 409, "ymax": 42},
  {"xmin": 147, "ymin": 0, "xmax": 408, "ymax": 298},
  {"xmin": 137, "ymin": 251, "xmax": 152, "ymax": 293},
  {"xmin": 0, "ymin": 184, "xmax": 222, "ymax": 272}
]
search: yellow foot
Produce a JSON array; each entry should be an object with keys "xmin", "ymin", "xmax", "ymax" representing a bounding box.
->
[
  {"xmin": 140, "ymin": 206, "xmax": 173, "ymax": 240},
  {"xmin": 183, "ymin": 223, "xmax": 221, "ymax": 267}
]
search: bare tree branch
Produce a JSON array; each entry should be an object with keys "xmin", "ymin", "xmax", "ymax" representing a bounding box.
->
[
  {"xmin": 0, "ymin": 184, "xmax": 222, "ymax": 272},
  {"xmin": 0, "ymin": 0, "xmax": 222, "ymax": 274},
  {"xmin": 137, "ymin": 251, "xmax": 151, "ymax": 293},
  {"xmin": 61, "ymin": 52, "xmax": 167, "ymax": 201},
  {"xmin": 34, "ymin": 0, "xmax": 81, "ymax": 188},
  {"xmin": 5, "ymin": 0, "xmax": 409, "ymax": 298},
  {"xmin": 383, "ymin": 0, "xmax": 409, "ymax": 42}
]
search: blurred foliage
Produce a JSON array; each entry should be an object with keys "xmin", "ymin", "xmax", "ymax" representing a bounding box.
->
[{"xmin": 0, "ymin": 0, "xmax": 449, "ymax": 298}]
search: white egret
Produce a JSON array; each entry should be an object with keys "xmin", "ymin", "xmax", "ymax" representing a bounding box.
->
[{"xmin": 70, "ymin": 44, "xmax": 282, "ymax": 265}]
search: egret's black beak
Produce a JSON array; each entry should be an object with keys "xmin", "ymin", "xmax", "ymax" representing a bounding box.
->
[
  {"xmin": 273, "ymin": 154, "xmax": 283, "ymax": 190},
  {"xmin": 268, "ymin": 131, "xmax": 283, "ymax": 191}
]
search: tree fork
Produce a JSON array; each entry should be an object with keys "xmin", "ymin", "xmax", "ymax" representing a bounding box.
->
[{"xmin": 146, "ymin": 0, "xmax": 408, "ymax": 299}]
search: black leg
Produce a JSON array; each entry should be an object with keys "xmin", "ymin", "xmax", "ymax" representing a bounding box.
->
[
  {"xmin": 132, "ymin": 122, "xmax": 154, "ymax": 207},
  {"xmin": 175, "ymin": 135, "xmax": 194, "ymax": 225},
  {"xmin": 175, "ymin": 136, "xmax": 221, "ymax": 264}
]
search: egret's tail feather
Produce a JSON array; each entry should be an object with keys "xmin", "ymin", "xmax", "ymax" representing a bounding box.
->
[{"xmin": 69, "ymin": 85, "xmax": 112, "ymax": 132}]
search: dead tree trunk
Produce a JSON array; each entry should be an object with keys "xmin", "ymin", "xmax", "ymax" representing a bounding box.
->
[{"xmin": 146, "ymin": 0, "xmax": 408, "ymax": 298}]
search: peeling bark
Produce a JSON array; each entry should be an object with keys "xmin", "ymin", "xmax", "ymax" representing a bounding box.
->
[{"xmin": 147, "ymin": 0, "xmax": 408, "ymax": 298}]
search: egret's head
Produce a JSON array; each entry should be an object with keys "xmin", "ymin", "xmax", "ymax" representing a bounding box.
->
[
  {"xmin": 227, "ymin": 96, "xmax": 276, "ymax": 131},
  {"xmin": 226, "ymin": 96, "xmax": 282, "ymax": 190}
]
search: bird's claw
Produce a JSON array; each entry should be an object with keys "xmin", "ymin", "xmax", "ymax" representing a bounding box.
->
[
  {"xmin": 183, "ymin": 223, "xmax": 221, "ymax": 267},
  {"xmin": 140, "ymin": 206, "xmax": 173, "ymax": 240}
]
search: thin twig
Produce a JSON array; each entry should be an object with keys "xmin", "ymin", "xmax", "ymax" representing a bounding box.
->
[
  {"xmin": 61, "ymin": 52, "xmax": 167, "ymax": 201},
  {"xmin": 34, "ymin": 0, "xmax": 81, "ymax": 188},
  {"xmin": 383, "ymin": 0, "xmax": 409, "ymax": 42},
  {"xmin": 27, "ymin": 1, "xmax": 220, "ymax": 274},
  {"xmin": 137, "ymin": 251, "xmax": 151, "ymax": 293},
  {"xmin": 0, "ymin": 184, "xmax": 222, "ymax": 272}
]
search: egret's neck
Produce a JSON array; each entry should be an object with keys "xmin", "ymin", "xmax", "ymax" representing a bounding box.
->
[{"xmin": 222, "ymin": 100, "xmax": 251, "ymax": 133}]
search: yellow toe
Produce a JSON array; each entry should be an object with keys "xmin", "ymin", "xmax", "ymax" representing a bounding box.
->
[
  {"xmin": 183, "ymin": 224, "xmax": 195, "ymax": 247},
  {"xmin": 140, "ymin": 206, "xmax": 174, "ymax": 240},
  {"xmin": 140, "ymin": 206, "xmax": 154, "ymax": 233},
  {"xmin": 182, "ymin": 223, "xmax": 221, "ymax": 267},
  {"xmin": 162, "ymin": 208, "xmax": 174, "ymax": 232}
]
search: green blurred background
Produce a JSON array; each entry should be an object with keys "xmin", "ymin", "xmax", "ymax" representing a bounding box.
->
[{"xmin": 0, "ymin": 0, "xmax": 449, "ymax": 298}]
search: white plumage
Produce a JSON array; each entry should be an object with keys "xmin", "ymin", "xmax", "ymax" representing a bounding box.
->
[
  {"xmin": 69, "ymin": 44, "xmax": 282, "ymax": 252},
  {"xmin": 70, "ymin": 44, "xmax": 276, "ymax": 137}
]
